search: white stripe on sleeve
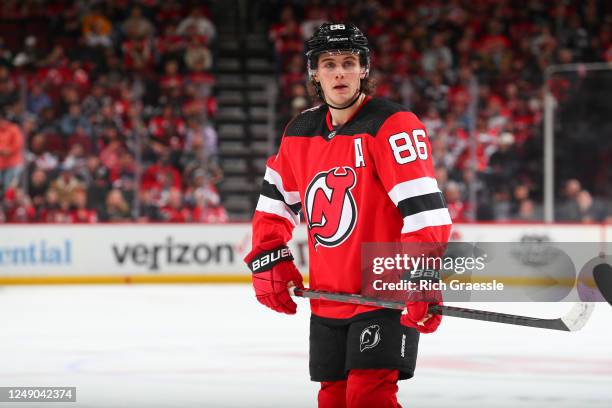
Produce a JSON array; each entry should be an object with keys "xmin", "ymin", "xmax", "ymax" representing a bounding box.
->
[
  {"xmin": 387, "ymin": 177, "xmax": 441, "ymax": 206},
  {"xmin": 264, "ymin": 167, "xmax": 301, "ymax": 205},
  {"xmin": 255, "ymin": 195, "xmax": 300, "ymax": 226},
  {"xmin": 401, "ymin": 208, "xmax": 452, "ymax": 233}
]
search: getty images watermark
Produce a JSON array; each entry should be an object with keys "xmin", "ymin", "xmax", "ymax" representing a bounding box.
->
[
  {"xmin": 361, "ymin": 242, "xmax": 610, "ymax": 303},
  {"xmin": 370, "ymin": 251, "xmax": 505, "ymax": 292}
]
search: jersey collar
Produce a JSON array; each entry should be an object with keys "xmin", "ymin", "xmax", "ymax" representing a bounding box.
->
[{"xmin": 324, "ymin": 95, "xmax": 372, "ymax": 139}]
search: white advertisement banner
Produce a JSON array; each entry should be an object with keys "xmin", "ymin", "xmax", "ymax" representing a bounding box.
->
[
  {"xmin": 0, "ymin": 223, "xmax": 608, "ymax": 281},
  {"xmin": 451, "ymin": 223, "xmax": 602, "ymax": 243},
  {"xmin": 0, "ymin": 225, "xmax": 253, "ymax": 277}
]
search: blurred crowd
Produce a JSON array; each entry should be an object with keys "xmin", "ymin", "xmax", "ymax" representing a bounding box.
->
[
  {"xmin": 265, "ymin": 0, "xmax": 612, "ymax": 223},
  {"xmin": 0, "ymin": 0, "xmax": 610, "ymax": 224},
  {"xmin": 0, "ymin": 0, "xmax": 228, "ymax": 223}
]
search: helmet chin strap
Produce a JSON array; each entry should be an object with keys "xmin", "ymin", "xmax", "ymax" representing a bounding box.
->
[
  {"xmin": 312, "ymin": 73, "xmax": 366, "ymax": 110},
  {"xmin": 325, "ymin": 89, "xmax": 363, "ymax": 110}
]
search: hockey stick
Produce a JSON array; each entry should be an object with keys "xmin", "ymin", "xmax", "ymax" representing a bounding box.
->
[{"xmin": 291, "ymin": 288, "xmax": 594, "ymax": 332}]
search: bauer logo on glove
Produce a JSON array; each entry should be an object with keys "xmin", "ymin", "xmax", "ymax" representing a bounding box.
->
[{"xmin": 248, "ymin": 247, "xmax": 294, "ymax": 273}]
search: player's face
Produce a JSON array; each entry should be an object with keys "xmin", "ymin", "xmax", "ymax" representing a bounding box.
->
[{"xmin": 314, "ymin": 52, "xmax": 365, "ymax": 106}]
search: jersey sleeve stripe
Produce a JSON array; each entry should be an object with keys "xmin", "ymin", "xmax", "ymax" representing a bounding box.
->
[
  {"xmin": 263, "ymin": 167, "xmax": 301, "ymax": 205},
  {"xmin": 255, "ymin": 195, "xmax": 300, "ymax": 226},
  {"xmin": 387, "ymin": 177, "xmax": 441, "ymax": 206},
  {"xmin": 261, "ymin": 180, "xmax": 303, "ymax": 215},
  {"xmin": 397, "ymin": 192, "xmax": 447, "ymax": 217},
  {"xmin": 401, "ymin": 208, "xmax": 452, "ymax": 234}
]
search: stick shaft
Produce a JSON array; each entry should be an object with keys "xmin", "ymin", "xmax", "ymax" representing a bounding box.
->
[{"xmin": 292, "ymin": 288, "xmax": 575, "ymax": 331}]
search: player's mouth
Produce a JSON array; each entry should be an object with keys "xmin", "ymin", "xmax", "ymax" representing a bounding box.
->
[{"xmin": 333, "ymin": 84, "xmax": 349, "ymax": 92}]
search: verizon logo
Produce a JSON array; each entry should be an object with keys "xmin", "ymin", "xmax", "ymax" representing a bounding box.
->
[{"xmin": 111, "ymin": 237, "xmax": 234, "ymax": 271}]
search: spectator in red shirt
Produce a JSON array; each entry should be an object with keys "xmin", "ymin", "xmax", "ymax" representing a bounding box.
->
[
  {"xmin": 156, "ymin": 22, "xmax": 187, "ymax": 61},
  {"xmin": 445, "ymin": 181, "xmax": 470, "ymax": 222},
  {"xmin": 71, "ymin": 187, "xmax": 97, "ymax": 223},
  {"xmin": 39, "ymin": 188, "xmax": 72, "ymax": 223},
  {"xmin": 0, "ymin": 117, "xmax": 24, "ymax": 193},
  {"xmin": 122, "ymin": 38, "xmax": 154, "ymax": 73},
  {"xmin": 392, "ymin": 38, "xmax": 420, "ymax": 76},
  {"xmin": 148, "ymin": 105, "xmax": 185, "ymax": 149},
  {"xmin": 159, "ymin": 60, "xmax": 183, "ymax": 97},
  {"xmin": 99, "ymin": 139, "xmax": 124, "ymax": 172},
  {"xmin": 280, "ymin": 54, "xmax": 305, "ymax": 97},
  {"xmin": 190, "ymin": 170, "xmax": 228, "ymax": 223},
  {"xmin": 3, "ymin": 187, "xmax": 35, "ymax": 222},
  {"xmin": 141, "ymin": 155, "xmax": 182, "ymax": 191},
  {"xmin": 269, "ymin": 7, "xmax": 303, "ymax": 67},
  {"xmin": 160, "ymin": 187, "xmax": 191, "ymax": 222}
]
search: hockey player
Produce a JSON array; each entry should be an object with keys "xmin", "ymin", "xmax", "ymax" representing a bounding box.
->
[{"xmin": 245, "ymin": 23, "xmax": 452, "ymax": 408}]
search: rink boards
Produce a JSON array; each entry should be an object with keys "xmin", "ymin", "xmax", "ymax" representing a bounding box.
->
[{"xmin": 0, "ymin": 223, "xmax": 610, "ymax": 284}]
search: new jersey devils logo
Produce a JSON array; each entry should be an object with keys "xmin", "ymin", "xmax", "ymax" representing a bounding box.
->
[
  {"xmin": 305, "ymin": 166, "xmax": 357, "ymax": 248},
  {"xmin": 360, "ymin": 325, "xmax": 381, "ymax": 352}
]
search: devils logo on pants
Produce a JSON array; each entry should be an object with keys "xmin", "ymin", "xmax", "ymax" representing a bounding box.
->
[
  {"xmin": 359, "ymin": 324, "xmax": 381, "ymax": 352},
  {"xmin": 305, "ymin": 166, "xmax": 357, "ymax": 248}
]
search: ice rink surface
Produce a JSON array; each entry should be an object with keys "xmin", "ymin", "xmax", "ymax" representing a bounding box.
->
[{"xmin": 0, "ymin": 284, "xmax": 611, "ymax": 408}]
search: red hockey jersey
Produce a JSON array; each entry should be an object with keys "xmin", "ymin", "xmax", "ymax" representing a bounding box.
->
[{"xmin": 251, "ymin": 97, "xmax": 452, "ymax": 319}]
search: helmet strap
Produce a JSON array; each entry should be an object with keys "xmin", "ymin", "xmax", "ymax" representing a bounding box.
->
[
  {"xmin": 326, "ymin": 89, "xmax": 362, "ymax": 110},
  {"xmin": 314, "ymin": 79, "xmax": 365, "ymax": 111}
]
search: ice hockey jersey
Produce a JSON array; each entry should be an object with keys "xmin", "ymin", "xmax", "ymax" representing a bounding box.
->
[{"xmin": 251, "ymin": 97, "xmax": 452, "ymax": 319}]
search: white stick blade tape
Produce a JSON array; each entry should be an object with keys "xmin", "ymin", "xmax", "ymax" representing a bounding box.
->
[{"xmin": 562, "ymin": 302, "xmax": 595, "ymax": 331}]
